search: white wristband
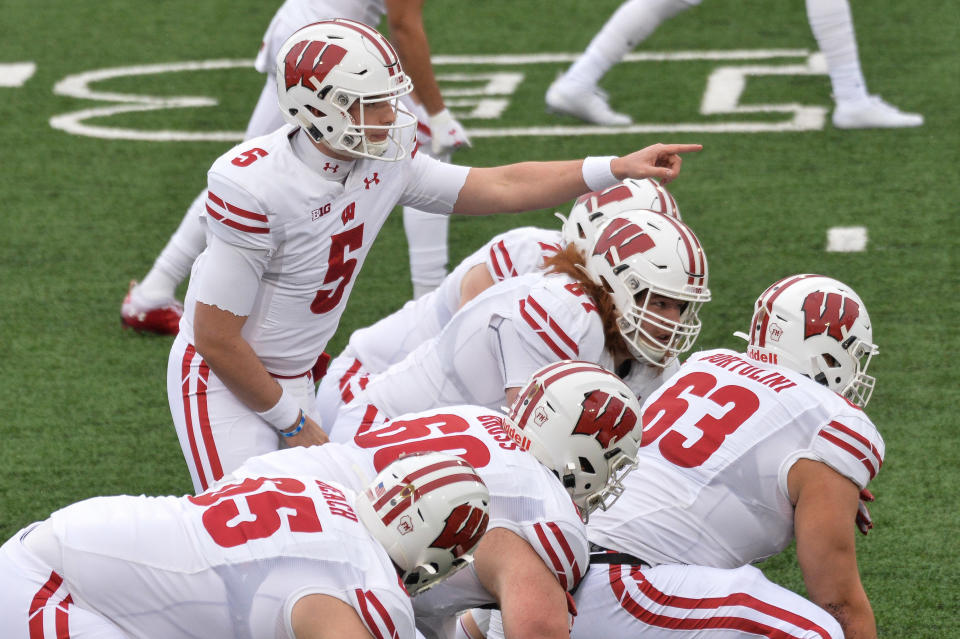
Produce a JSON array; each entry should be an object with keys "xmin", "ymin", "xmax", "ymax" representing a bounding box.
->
[
  {"xmin": 256, "ymin": 388, "xmax": 302, "ymax": 431},
  {"xmin": 581, "ymin": 156, "xmax": 619, "ymax": 191}
]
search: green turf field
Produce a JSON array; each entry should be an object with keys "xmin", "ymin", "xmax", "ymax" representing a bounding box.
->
[{"xmin": 1, "ymin": 0, "xmax": 957, "ymax": 634}]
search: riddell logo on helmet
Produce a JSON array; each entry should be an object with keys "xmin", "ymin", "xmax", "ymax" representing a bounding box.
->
[
  {"xmin": 747, "ymin": 347, "xmax": 778, "ymax": 365},
  {"xmin": 502, "ymin": 419, "xmax": 531, "ymax": 452}
]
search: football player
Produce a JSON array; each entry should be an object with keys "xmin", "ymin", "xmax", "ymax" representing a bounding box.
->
[
  {"xmin": 0, "ymin": 452, "xmax": 489, "ymax": 639},
  {"xmin": 224, "ymin": 360, "xmax": 645, "ymax": 639},
  {"xmin": 166, "ymin": 19, "xmax": 703, "ymax": 494},
  {"xmin": 321, "ymin": 207, "xmax": 710, "ymax": 441},
  {"xmin": 314, "ymin": 176, "xmax": 681, "ymax": 429},
  {"xmin": 472, "ymin": 273, "xmax": 884, "ymax": 639},
  {"xmin": 122, "ymin": 0, "xmax": 475, "ymax": 336},
  {"xmin": 546, "ymin": 0, "xmax": 923, "ymax": 129}
]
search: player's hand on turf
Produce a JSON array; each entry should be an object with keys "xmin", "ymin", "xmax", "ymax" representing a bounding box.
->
[
  {"xmin": 428, "ymin": 108, "xmax": 471, "ymax": 156},
  {"xmin": 856, "ymin": 488, "xmax": 875, "ymax": 536},
  {"xmin": 285, "ymin": 415, "xmax": 329, "ymax": 448},
  {"xmin": 612, "ymin": 143, "xmax": 703, "ymax": 185}
]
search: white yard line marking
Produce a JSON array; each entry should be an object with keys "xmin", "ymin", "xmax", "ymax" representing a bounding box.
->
[{"xmin": 826, "ymin": 227, "xmax": 868, "ymax": 252}]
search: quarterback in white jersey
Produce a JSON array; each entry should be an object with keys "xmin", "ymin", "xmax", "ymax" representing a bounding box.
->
[
  {"xmin": 122, "ymin": 0, "xmax": 473, "ymax": 334},
  {"xmin": 167, "ymin": 19, "xmax": 703, "ymax": 494},
  {"xmin": 231, "ymin": 361, "xmax": 645, "ymax": 639},
  {"xmin": 566, "ymin": 274, "xmax": 885, "ymax": 639},
  {"xmin": 0, "ymin": 454, "xmax": 490, "ymax": 639}
]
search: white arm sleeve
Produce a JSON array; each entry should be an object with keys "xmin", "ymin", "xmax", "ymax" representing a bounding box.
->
[
  {"xmin": 399, "ymin": 151, "xmax": 470, "ymax": 214},
  {"xmin": 193, "ymin": 234, "xmax": 269, "ymax": 317}
]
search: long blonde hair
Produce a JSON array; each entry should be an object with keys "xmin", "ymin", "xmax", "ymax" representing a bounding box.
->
[{"xmin": 542, "ymin": 244, "xmax": 628, "ymax": 358}]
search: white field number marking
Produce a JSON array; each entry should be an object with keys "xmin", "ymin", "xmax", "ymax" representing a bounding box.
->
[
  {"xmin": 0, "ymin": 63, "xmax": 36, "ymax": 87},
  {"xmin": 826, "ymin": 226, "xmax": 868, "ymax": 252},
  {"xmin": 49, "ymin": 49, "xmax": 832, "ymax": 141}
]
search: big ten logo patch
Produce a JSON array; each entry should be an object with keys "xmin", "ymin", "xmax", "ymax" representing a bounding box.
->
[{"xmin": 311, "ymin": 203, "xmax": 331, "ymax": 221}]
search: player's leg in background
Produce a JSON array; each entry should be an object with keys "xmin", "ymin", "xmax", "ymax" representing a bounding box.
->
[
  {"xmin": 805, "ymin": 0, "xmax": 923, "ymax": 128},
  {"xmin": 571, "ymin": 562, "xmax": 843, "ymax": 638},
  {"xmin": 404, "ymin": 206, "xmax": 450, "ymax": 299},
  {"xmin": 122, "ymin": 75, "xmax": 286, "ymax": 334},
  {"xmin": 545, "ymin": 0, "xmax": 700, "ymax": 125}
]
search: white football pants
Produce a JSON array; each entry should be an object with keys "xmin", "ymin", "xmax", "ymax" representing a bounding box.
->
[{"xmin": 167, "ymin": 334, "xmax": 318, "ymax": 494}]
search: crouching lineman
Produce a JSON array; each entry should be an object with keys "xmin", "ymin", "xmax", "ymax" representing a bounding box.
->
[
  {"xmin": 225, "ymin": 360, "xmax": 644, "ymax": 639},
  {"xmin": 314, "ymin": 177, "xmax": 682, "ymax": 428},
  {"xmin": 469, "ymin": 273, "xmax": 884, "ymax": 639},
  {"xmin": 0, "ymin": 453, "xmax": 489, "ymax": 639},
  {"xmin": 319, "ymin": 207, "xmax": 710, "ymax": 441}
]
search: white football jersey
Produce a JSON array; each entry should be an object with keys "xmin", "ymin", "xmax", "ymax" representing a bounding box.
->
[
  {"xmin": 354, "ymin": 271, "xmax": 606, "ymax": 417},
  {"xmin": 254, "ymin": 0, "xmax": 386, "ymax": 74},
  {"xmin": 179, "ymin": 124, "xmax": 468, "ymax": 376},
  {"xmin": 232, "ymin": 405, "xmax": 590, "ymax": 607},
  {"xmin": 588, "ymin": 348, "xmax": 885, "ymax": 568},
  {"xmin": 36, "ymin": 478, "xmax": 413, "ymax": 638},
  {"xmin": 346, "ymin": 226, "xmax": 562, "ymax": 373}
]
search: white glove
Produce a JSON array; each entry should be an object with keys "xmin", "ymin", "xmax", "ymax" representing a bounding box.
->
[{"xmin": 428, "ymin": 108, "xmax": 471, "ymax": 156}]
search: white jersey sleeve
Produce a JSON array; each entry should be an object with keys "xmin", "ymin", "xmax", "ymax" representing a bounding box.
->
[
  {"xmin": 505, "ymin": 275, "xmax": 605, "ymax": 388},
  {"xmin": 398, "ymin": 151, "xmax": 470, "ymax": 214},
  {"xmin": 791, "ymin": 410, "xmax": 885, "ymax": 491},
  {"xmin": 485, "ymin": 227, "xmax": 562, "ymax": 282},
  {"xmin": 203, "ymin": 170, "xmax": 276, "ymax": 251}
]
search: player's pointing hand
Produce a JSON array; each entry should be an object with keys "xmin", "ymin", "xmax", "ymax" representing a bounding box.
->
[{"xmin": 613, "ymin": 143, "xmax": 703, "ymax": 185}]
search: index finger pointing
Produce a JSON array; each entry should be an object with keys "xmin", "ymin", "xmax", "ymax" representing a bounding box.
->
[{"xmin": 659, "ymin": 144, "xmax": 703, "ymax": 154}]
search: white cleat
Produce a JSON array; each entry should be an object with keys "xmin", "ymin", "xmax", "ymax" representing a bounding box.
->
[
  {"xmin": 832, "ymin": 95, "xmax": 924, "ymax": 129},
  {"xmin": 546, "ymin": 78, "xmax": 632, "ymax": 126}
]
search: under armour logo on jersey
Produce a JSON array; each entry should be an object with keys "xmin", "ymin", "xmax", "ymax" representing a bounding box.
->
[
  {"xmin": 802, "ymin": 291, "xmax": 860, "ymax": 342},
  {"xmin": 363, "ymin": 173, "xmax": 381, "ymax": 190},
  {"xmin": 283, "ymin": 40, "xmax": 347, "ymax": 91},
  {"xmin": 323, "ymin": 162, "xmax": 339, "ymax": 173}
]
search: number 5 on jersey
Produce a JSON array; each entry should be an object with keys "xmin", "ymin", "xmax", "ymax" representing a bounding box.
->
[{"xmin": 311, "ymin": 223, "xmax": 364, "ymax": 314}]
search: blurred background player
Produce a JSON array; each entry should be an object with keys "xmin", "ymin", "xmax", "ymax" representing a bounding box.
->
[
  {"xmin": 546, "ymin": 0, "xmax": 923, "ymax": 129},
  {"xmin": 0, "ymin": 453, "xmax": 489, "ymax": 639},
  {"xmin": 318, "ymin": 207, "xmax": 710, "ymax": 436},
  {"xmin": 167, "ymin": 18, "xmax": 703, "ymax": 493},
  {"xmin": 122, "ymin": 0, "xmax": 472, "ymax": 335},
  {"xmin": 227, "ymin": 360, "xmax": 645, "ymax": 639}
]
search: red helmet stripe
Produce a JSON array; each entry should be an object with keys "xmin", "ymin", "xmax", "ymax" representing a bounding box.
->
[
  {"xmin": 335, "ymin": 19, "xmax": 399, "ymax": 76},
  {"xmin": 657, "ymin": 214, "xmax": 705, "ymax": 287},
  {"xmin": 372, "ymin": 459, "xmax": 465, "ymax": 511},
  {"xmin": 753, "ymin": 274, "xmax": 813, "ymax": 347},
  {"xmin": 512, "ymin": 363, "xmax": 619, "ymax": 429},
  {"xmin": 381, "ymin": 473, "xmax": 486, "ymax": 525}
]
